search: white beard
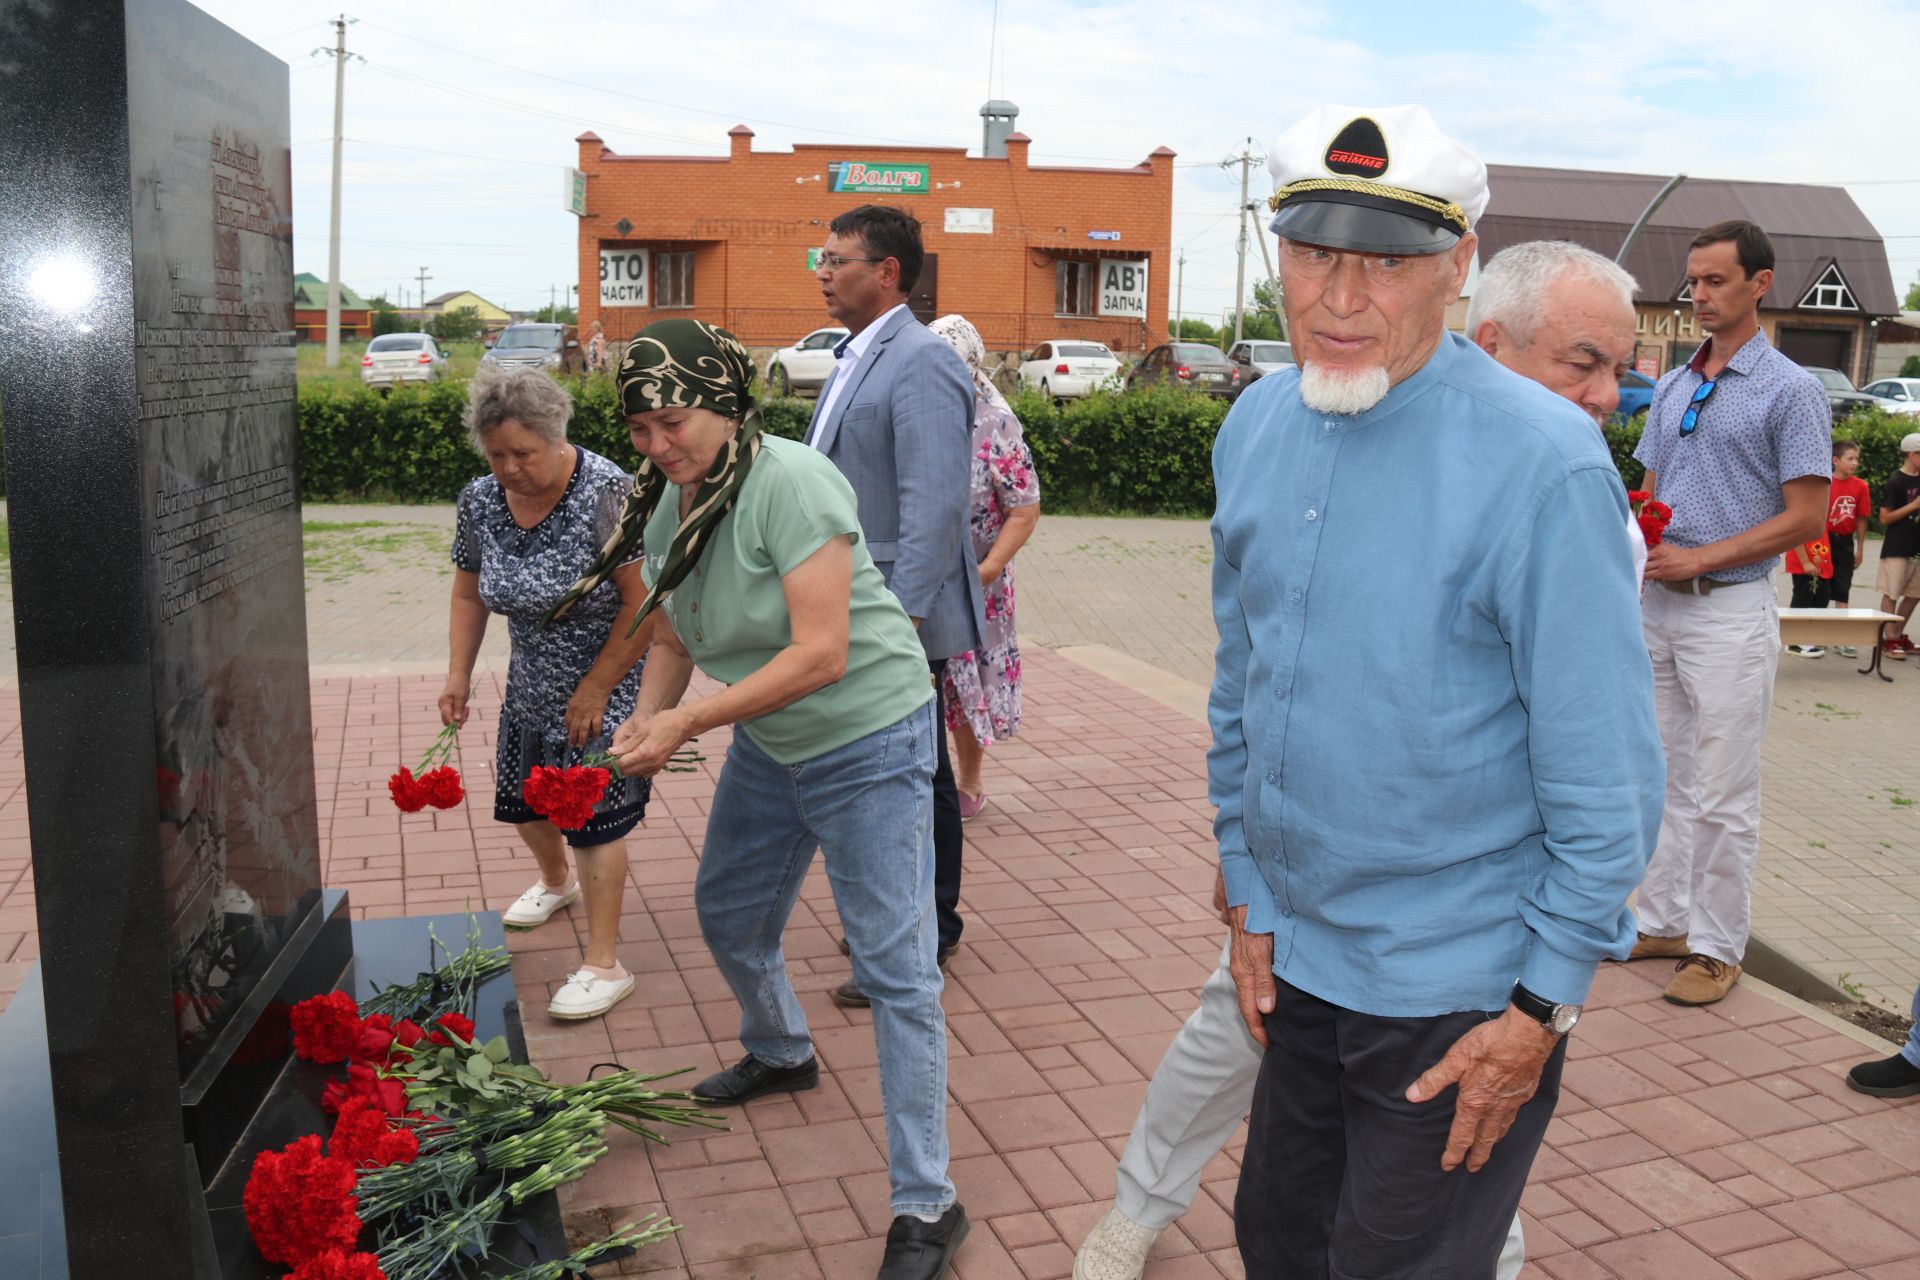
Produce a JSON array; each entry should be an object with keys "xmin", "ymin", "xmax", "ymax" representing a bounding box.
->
[{"xmin": 1298, "ymin": 363, "xmax": 1390, "ymax": 416}]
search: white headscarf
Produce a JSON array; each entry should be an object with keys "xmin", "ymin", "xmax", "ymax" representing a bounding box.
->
[{"xmin": 929, "ymin": 313, "xmax": 1011, "ymax": 413}]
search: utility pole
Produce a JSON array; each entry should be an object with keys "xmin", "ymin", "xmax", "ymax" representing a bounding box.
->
[
  {"xmin": 1175, "ymin": 249, "xmax": 1186, "ymax": 340},
  {"xmin": 415, "ymin": 267, "xmax": 432, "ymax": 310},
  {"xmin": 549, "ymin": 282, "xmax": 556, "ymax": 318},
  {"xmin": 1224, "ymin": 140, "xmax": 1256, "ymax": 346},
  {"xmin": 321, "ymin": 15, "xmax": 352, "ymax": 368},
  {"xmin": 1252, "ymin": 226, "xmax": 1283, "ymax": 339}
]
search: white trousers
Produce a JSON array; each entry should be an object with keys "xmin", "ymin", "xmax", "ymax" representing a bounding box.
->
[
  {"xmin": 1114, "ymin": 941, "xmax": 1525, "ymax": 1278},
  {"xmin": 1637, "ymin": 577, "xmax": 1778, "ymax": 964}
]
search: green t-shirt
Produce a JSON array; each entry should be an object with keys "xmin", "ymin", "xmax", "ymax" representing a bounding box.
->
[{"xmin": 642, "ymin": 435, "xmax": 933, "ymax": 764}]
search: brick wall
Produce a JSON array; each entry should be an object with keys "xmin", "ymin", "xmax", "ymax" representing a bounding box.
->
[{"xmin": 574, "ymin": 126, "xmax": 1174, "ymax": 356}]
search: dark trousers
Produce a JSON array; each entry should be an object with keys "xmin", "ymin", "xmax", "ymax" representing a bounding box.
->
[
  {"xmin": 1790, "ymin": 573, "xmax": 1830, "ymax": 610},
  {"xmin": 929, "ymin": 659, "xmax": 964, "ymax": 950},
  {"xmin": 1234, "ymin": 979, "xmax": 1566, "ymax": 1279},
  {"xmin": 1830, "ymin": 534, "xmax": 1857, "ymax": 605}
]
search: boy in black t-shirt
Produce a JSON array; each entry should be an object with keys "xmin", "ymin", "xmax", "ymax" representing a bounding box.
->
[{"xmin": 1878, "ymin": 433, "xmax": 1920, "ymax": 658}]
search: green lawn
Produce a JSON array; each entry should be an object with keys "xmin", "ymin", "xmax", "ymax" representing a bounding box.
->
[{"xmin": 296, "ymin": 340, "xmax": 488, "ymax": 388}]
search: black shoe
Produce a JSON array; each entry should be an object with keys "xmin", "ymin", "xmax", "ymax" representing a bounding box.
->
[
  {"xmin": 831, "ymin": 948, "xmax": 954, "ymax": 1009},
  {"xmin": 691, "ymin": 1053, "xmax": 819, "ymax": 1106},
  {"xmin": 876, "ymin": 1203, "xmax": 969, "ymax": 1280},
  {"xmin": 1847, "ymin": 1053, "xmax": 1920, "ymax": 1098}
]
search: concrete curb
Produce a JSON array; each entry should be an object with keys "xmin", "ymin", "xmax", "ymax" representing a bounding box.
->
[{"xmin": 1046, "ymin": 641, "xmax": 1890, "ymax": 1042}]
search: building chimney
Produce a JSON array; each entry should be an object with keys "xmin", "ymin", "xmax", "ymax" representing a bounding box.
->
[{"xmin": 980, "ymin": 100, "xmax": 1019, "ymax": 159}]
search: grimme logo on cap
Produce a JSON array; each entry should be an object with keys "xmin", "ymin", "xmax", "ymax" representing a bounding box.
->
[{"xmin": 1323, "ymin": 117, "xmax": 1388, "ymax": 178}]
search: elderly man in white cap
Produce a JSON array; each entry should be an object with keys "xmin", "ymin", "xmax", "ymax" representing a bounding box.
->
[{"xmin": 1199, "ymin": 105, "xmax": 1662, "ymax": 1277}]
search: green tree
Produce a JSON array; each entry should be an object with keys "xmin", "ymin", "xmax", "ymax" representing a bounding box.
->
[
  {"xmin": 1903, "ymin": 354, "xmax": 1920, "ymax": 380},
  {"xmin": 431, "ymin": 306, "xmax": 482, "ymax": 342},
  {"xmin": 1905, "ymin": 278, "xmax": 1920, "ymax": 311},
  {"xmin": 1174, "ymin": 317, "xmax": 1221, "ymax": 344},
  {"xmin": 533, "ymin": 304, "xmax": 577, "ymax": 324},
  {"xmin": 366, "ymin": 294, "xmax": 408, "ymax": 337}
]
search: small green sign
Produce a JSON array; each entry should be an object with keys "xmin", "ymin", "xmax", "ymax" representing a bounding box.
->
[
  {"xmin": 829, "ymin": 161, "xmax": 929, "ymax": 195},
  {"xmin": 806, "ymin": 248, "xmax": 822, "ymax": 271}
]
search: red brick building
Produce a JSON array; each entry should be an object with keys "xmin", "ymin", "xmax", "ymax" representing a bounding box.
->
[{"xmin": 572, "ymin": 117, "xmax": 1174, "ymax": 357}]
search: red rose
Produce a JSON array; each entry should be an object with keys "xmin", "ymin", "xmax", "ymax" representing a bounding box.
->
[
  {"xmin": 242, "ymin": 1135, "xmax": 361, "ymax": 1266},
  {"xmin": 291, "ymin": 991, "xmax": 363, "ymax": 1065},
  {"xmin": 388, "ymin": 766, "xmax": 430, "ymax": 813},
  {"xmin": 419, "ymin": 765, "xmax": 465, "ymax": 810},
  {"xmin": 289, "ymin": 1249, "xmax": 388, "ymax": 1280},
  {"xmin": 428, "ymin": 1012, "xmax": 476, "ymax": 1045},
  {"xmin": 392, "ymin": 1018, "xmax": 427, "ymax": 1049},
  {"xmin": 350, "ymin": 1013, "xmax": 396, "ymax": 1065}
]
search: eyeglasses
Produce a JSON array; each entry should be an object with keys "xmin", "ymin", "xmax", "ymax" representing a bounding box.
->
[
  {"xmin": 1679, "ymin": 378, "xmax": 1717, "ymax": 436},
  {"xmin": 815, "ymin": 252, "xmax": 887, "ymax": 273}
]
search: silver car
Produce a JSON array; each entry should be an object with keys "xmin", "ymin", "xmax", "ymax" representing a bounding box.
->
[
  {"xmin": 1225, "ymin": 340, "xmax": 1294, "ymax": 385},
  {"xmin": 766, "ymin": 327, "xmax": 850, "ymax": 397},
  {"xmin": 1019, "ymin": 340, "xmax": 1122, "ymax": 401},
  {"xmin": 360, "ymin": 333, "xmax": 447, "ymax": 389}
]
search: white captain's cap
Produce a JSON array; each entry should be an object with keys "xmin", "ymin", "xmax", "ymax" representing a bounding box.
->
[{"xmin": 1266, "ymin": 105, "xmax": 1489, "ymax": 255}]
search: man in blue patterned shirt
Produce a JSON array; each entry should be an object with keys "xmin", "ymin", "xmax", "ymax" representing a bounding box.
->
[
  {"xmin": 1214, "ymin": 104, "xmax": 1665, "ymax": 1278},
  {"xmin": 1630, "ymin": 220, "xmax": 1830, "ymax": 1006}
]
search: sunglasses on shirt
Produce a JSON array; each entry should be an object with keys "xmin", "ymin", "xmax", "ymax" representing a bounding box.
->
[{"xmin": 1679, "ymin": 378, "xmax": 1717, "ymax": 437}]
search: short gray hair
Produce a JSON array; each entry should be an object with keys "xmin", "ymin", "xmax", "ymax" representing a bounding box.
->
[
  {"xmin": 463, "ymin": 365, "xmax": 574, "ymax": 454},
  {"xmin": 1465, "ymin": 241, "xmax": 1638, "ymax": 346}
]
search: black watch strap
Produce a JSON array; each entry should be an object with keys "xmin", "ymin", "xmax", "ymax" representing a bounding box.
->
[{"xmin": 1509, "ymin": 983, "xmax": 1558, "ymax": 1027}]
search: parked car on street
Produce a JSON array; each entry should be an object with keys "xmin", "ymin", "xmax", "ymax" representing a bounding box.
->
[
  {"xmin": 766, "ymin": 327, "xmax": 850, "ymax": 397},
  {"xmin": 360, "ymin": 333, "xmax": 448, "ymax": 390},
  {"xmin": 1224, "ymin": 340, "xmax": 1294, "ymax": 385},
  {"xmin": 479, "ymin": 323, "xmax": 584, "ymax": 374},
  {"xmin": 1804, "ymin": 366, "xmax": 1881, "ymax": 421},
  {"xmin": 1127, "ymin": 343, "xmax": 1242, "ymax": 400},
  {"xmin": 1862, "ymin": 377, "xmax": 1920, "ymax": 416},
  {"xmin": 1614, "ymin": 369, "xmax": 1656, "ymax": 420},
  {"xmin": 1018, "ymin": 340, "xmax": 1121, "ymax": 400}
]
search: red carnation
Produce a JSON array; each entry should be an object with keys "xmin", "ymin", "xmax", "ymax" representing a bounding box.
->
[
  {"xmin": 242, "ymin": 1134, "xmax": 361, "ymax": 1266},
  {"xmin": 329, "ymin": 1097, "xmax": 421, "ymax": 1170},
  {"xmin": 428, "ymin": 1011, "xmax": 476, "ymax": 1045},
  {"xmin": 1627, "ymin": 492, "xmax": 1674, "ymax": 549},
  {"xmin": 289, "ymin": 1249, "xmax": 388, "ymax": 1280},
  {"xmin": 387, "ymin": 766, "xmax": 429, "ymax": 813},
  {"xmin": 523, "ymin": 765, "xmax": 610, "ymax": 830},
  {"xmin": 419, "ymin": 765, "xmax": 465, "ymax": 809},
  {"xmin": 291, "ymin": 991, "xmax": 363, "ymax": 1065}
]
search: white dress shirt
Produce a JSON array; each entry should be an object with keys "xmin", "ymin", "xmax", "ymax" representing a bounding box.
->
[{"xmin": 809, "ymin": 303, "xmax": 909, "ymax": 448}]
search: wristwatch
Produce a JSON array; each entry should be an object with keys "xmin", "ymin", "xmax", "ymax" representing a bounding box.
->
[{"xmin": 1510, "ymin": 983, "xmax": 1581, "ymax": 1035}]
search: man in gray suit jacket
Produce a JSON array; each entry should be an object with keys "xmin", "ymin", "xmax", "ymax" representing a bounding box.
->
[{"xmin": 806, "ymin": 205, "xmax": 985, "ymax": 1020}]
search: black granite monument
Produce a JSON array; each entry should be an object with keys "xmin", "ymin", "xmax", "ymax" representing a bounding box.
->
[{"xmin": 0, "ymin": 2, "xmax": 345, "ymax": 1275}]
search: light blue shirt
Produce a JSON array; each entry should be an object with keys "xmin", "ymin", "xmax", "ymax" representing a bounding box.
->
[{"xmin": 1209, "ymin": 333, "xmax": 1665, "ymax": 1017}]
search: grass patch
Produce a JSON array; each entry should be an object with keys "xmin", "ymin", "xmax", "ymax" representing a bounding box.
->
[
  {"xmin": 301, "ymin": 524, "xmax": 448, "ymax": 584},
  {"xmin": 302, "ymin": 519, "xmax": 392, "ymax": 534}
]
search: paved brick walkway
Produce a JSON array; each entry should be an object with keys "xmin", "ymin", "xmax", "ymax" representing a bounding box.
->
[{"xmin": 2, "ymin": 649, "xmax": 1917, "ymax": 1278}]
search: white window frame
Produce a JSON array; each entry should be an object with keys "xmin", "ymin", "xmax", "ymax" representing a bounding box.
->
[
  {"xmin": 655, "ymin": 250, "xmax": 695, "ymax": 309},
  {"xmin": 1798, "ymin": 263, "xmax": 1858, "ymax": 312},
  {"xmin": 1056, "ymin": 260, "xmax": 1095, "ymax": 317}
]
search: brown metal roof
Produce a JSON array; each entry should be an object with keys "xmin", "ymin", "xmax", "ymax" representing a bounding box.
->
[{"xmin": 1477, "ymin": 164, "xmax": 1899, "ymax": 316}]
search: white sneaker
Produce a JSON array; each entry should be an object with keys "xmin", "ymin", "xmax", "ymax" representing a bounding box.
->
[
  {"xmin": 1786, "ymin": 644, "xmax": 1825, "ymax": 658},
  {"xmin": 502, "ymin": 880, "xmax": 579, "ymax": 927},
  {"xmin": 547, "ymin": 968, "xmax": 635, "ymax": 1020},
  {"xmin": 1074, "ymin": 1206, "xmax": 1160, "ymax": 1280}
]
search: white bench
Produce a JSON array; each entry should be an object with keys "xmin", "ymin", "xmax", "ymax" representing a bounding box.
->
[{"xmin": 1777, "ymin": 608, "xmax": 1905, "ymax": 682}]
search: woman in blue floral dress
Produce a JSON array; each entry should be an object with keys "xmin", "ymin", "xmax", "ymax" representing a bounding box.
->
[
  {"xmin": 929, "ymin": 316, "xmax": 1041, "ymax": 819},
  {"xmin": 441, "ymin": 366, "xmax": 657, "ymax": 1020}
]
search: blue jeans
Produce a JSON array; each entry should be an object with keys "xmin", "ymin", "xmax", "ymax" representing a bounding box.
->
[
  {"xmin": 1906, "ymin": 982, "xmax": 1920, "ymax": 1069},
  {"xmin": 695, "ymin": 700, "xmax": 952, "ymax": 1216}
]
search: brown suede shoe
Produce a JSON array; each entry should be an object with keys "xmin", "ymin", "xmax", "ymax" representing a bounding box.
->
[
  {"xmin": 1664, "ymin": 953, "xmax": 1741, "ymax": 1005},
  {"xmin": 1629, "ymin": 931, "xmax": 1691, "ymax": 960}
]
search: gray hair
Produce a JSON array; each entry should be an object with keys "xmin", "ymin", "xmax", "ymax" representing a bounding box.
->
[
  {"xmin": 463, "ymin": 365, "xmax": 573, "ymax": 454},
  {"xmin": 1465, "ymin": 241, "xmax": 1639, "ymax": 346}
]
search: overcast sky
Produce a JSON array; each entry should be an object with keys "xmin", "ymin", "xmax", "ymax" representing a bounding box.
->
[{"xmin": 195, "ymin": 0, "xmax": 1920, "ymax": 328}]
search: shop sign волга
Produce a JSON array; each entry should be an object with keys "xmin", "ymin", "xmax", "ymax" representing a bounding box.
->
[
  {"xmin": 828, "ymin": 161, "xmax": 930, "ymax": 194},
  {"xmin": 1098, "ymin": 258, "xmax": 1147, "ymax": 319}
]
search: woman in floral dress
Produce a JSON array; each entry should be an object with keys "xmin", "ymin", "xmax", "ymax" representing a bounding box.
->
[
  {"xmin": 929, "ymin": 315, "xmax": 1041, "ymax": 819},
  {"xmin": 441, "ymin": 366, "xmax": 656, "ymax": 1020}
]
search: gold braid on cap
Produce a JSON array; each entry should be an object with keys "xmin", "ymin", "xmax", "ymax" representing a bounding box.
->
[{"xmin": 1267, "ymin": 179, "xmax": 1469, "ymax": 233}]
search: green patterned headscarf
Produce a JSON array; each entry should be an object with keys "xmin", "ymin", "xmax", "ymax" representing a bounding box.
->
[{"xmin": 541, "ymin": 319, "xmax": 762, "ymax": 633}]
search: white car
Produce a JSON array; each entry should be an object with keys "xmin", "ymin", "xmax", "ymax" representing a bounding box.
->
[
  {"xmin": 766, "ymin": 327, "xmax": 849, "ymax": 397},
  {"xmin": 1019, "ymin": 340, "xmax": 1121, "ymax": 400},
  {"xmin": 1862, "ymin": 377, "xmax": 1920, "ymax": 416},
  {"xmin": 360, "ymin": 333, "xmax": 447, "ymax": 389}
]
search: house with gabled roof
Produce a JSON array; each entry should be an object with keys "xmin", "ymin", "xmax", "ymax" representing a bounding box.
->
[{"xmin": 292, "ymin": 271, "xmax": 373, "ymax": 342}]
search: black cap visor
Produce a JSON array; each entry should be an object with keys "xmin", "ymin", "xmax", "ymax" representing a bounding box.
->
[{"xmin": 1268, "ymin": 192, "xmax": 1461, "ymax": 256}]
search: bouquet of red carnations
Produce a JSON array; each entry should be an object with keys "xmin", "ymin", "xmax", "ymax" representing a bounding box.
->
[
  {"xmin": 388, "ymin": 722, "xmax": 465, "ymax": 814},
  {"xmin": 1627, "ymin": 490, "xmax": 1674, "ymax": 547},
  {"xmin": 520, "ymin": 743, "xmax": 704, "ymax": 831}
]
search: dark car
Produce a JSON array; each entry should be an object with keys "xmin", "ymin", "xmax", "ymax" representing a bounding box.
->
[
  {"xmin": 479, "ymin": 322, "xmax": 585, "ymax": 375},
  {"xmin": 1805, "ymin": 366, "xmax": 1879, "ymax": 421},
  {"xmin": 1613, "ymin": 370, "xmax": 1655, "ymax": 421},
  {"xmin": 1127, "ymin": 342, "xmax": 1242, "ymax": 399}
]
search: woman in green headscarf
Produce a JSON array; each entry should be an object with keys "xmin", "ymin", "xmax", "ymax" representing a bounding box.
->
[{"xmin": 561, "ymin": 319, "xmax": 968, "ymax": 1272}]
